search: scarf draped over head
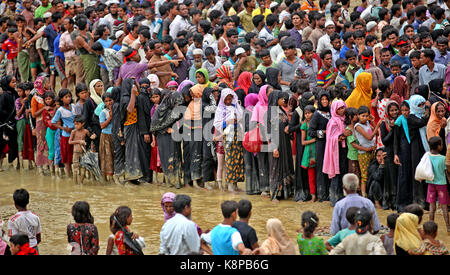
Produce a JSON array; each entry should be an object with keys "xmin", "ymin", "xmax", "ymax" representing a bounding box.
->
[
  {"xmin": 166, "ymin": 80, "xmax": 178, "ymax": 89},
  {"xmin": 177, "ymin": 79, "xmax": 194, "ymax": 93},
  {"xmin": 235, "ymin": 71, "xmax": 253, "ymax": 95},
  {"xmin": 89, "ymin": 79, "xmax": 104, "ymax": 106},
  {"xmin": 250, "ymin": 84, "xmax": 270, "ymax": 124},
  {"xmin": 150, "ymin": 91, "xmax": 185, "ymax": 134},
  {"xmin": 345, "ymin": 72, "xmax": 373, "ymax": 109},
  {"xmin": 202, "ymin": 87, "xmax": 219, "ymax": 114},
  {"xmin": 318, "ymin": 90, "xmax": 331, "ymax": 113},
  {"xmin": 395, "ymin": 100, "xmax": 410, "ymax": 143},
  {"xmin": 392, "ymin": 75, "xmax": 408, "ymax": 100},
  {"xmin": 323, "ymin": 100, "xmax": 347, "ymax": 179},
  {"xmin": 409, "ymin": 94, "xmax": 429, "ymax": 152},
  {"xmin": 161, "ymin": 192, "xmax": 176, "ymax": 222},
  {"xmin": 415, "ymin": 85, "xmax": 429, "ymax": 100},
  {"xmin": 248, "ymin": 70, "xmax": 266, "ymax": 95},
  {"xmin": 428, "ymin": 79, "xmax": 444, "ymax": 98},
  {"xmin": 266, "ymin": 67, "xmax": 281, "ymax": 90},
  {"xmin": 384, "ymin": 101, "xmax": 399, "ymax": 132},
  {"xmin": 427, "ymin": 102, "xmax": 446, "ymax": 140},
  {"xmin": 216, "ymin": 65, "xmax": 234, "ymax": 89},
  {"xmin": 393, "ymin": 213, "xmax": 422, "ymax": 253},
  {"xmin": 147, "ymin": 74, "xmax": 160, "ymax": 90},
  {"xmin": 32, "ymin": 75, "xmax": 49, "ymax": 96},
  {"xmin": 244, "ymin": 93, "xmax": 259, "ymax": 112},
  {"xmin": 213, "ymin": 88, "xmax": 243, "ymax": 134},
  {"xmin": 260, "ymin": 218, "xmax": 297, "ymax": 255}
]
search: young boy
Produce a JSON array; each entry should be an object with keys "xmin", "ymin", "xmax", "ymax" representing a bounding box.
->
[
  {"xmin": 258, "ymin": 13, "xmax": 278, "ymax": 50},
  {"xmin": 9, "ymin": 234, "xmax": 39, "ymax": 255},
  {"xmin": 7, "ymin": 189, "xmax": 41, "ymax": 251},
  {"xmin": 232, "ymin": 199, "xmax": 259, "ymax": 250},
  {"xmin": 0, "ymin": 27, "xmax": 20, "ymax": 80},
  {"xmin": 68, "ymin": 115, "xmax": 96, "ymax": 184},
  {"xmin": 335, "ymin": 58, "xmax": 351, "ymax": 90},
  {"xmin": 256, "ymin": 48, "xmax": 276, "ymax": 73},
  {"xmin": 380, "ymin": 213, "xmax": 399, "ymax": 255},
  {"xmin": 426, "ymin": 136, "xmax": 450, "ymax": 233},
  {"xmin": 409, "ymin": 221, "xmax": 449, "ymax": 255},
  {"xmin": 378, "ymin": 48, "xmax": 392, "ymax": 78},
  {"xmin": 344, "ymin": 50, "xmax": 360, "ymax": 89},
  {"xmin": 386, "ymin": 60, "xmax": 402, "ymax": 84},
  {"xmin": 202, "ymin": 46, "xmax": 222, "ymax": 82},
  {"xmin": 201, "ymin": 200, "xmax": 252, "ymax": 255},
  {"xmin": 325, "ymin": 206, "xmax": 359, "ymax": 251},
  {"xmin": 317, "ymin": 49, "xmax": 338, "ymax": 88},
  {"xmin": 405, "ymin": 50, "xmax": 421, "ymax": 97}
]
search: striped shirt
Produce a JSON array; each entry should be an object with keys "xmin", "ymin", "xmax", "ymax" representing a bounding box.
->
[{"xmin": 317, "ymin": 67, "xmax": 337, "ymax": 86}]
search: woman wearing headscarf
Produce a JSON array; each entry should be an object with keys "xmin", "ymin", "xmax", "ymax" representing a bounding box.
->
[
  {"xmin": 248, "ymin": 70, "xmax": 266, "ymax": 95},
  {"xmin": 0, "ymin": 75, "xmax": 19, "ymax": 169},
  {"xmin": 150, "ymin": 90, "xmax": 185, "ymax": 188},
  {"xmin": 380, "ymin": 101, "xmax": 400, "ymax": 210},
  {"xmin": 393, "ymin": 100, "xmax": 413, "ymax": 212},
  {"xmin": 428, "ymin": 79, "xmax": 446, "ymax": 106},
  {"xmin": 216, "ymin": 65, "xmax": 234, "ymax": 89},
  {"xmin": 177, "ymin": 79, "xmax": 194, "ymax": 93},
  {"xmin": 408, "ymin": 94, "xmax": 430, "ymax": 209},
  {"xmin": 345, "ymin": 72, "xmax": 373, "ymax": 109},
  {"xmin": 250, "ymin": 84, "xmax": 273, "ymax": 197},
  {"xmin": 415, "ymin": 85, "xmax": 429, "ymax": 100},
  {"xmin": 308, "ymin": 90, "xmax": 332, "ymax": 202},
  {"xmin": 147, "ymin": 74, "xmax": 160, "ymax": 90},
  {"xmin": 213, "ymin": 88, "xmax": 245, "ymax": 192},
  {"xmin": 253, "ymin": 218, "xmax": 297, "ymax": 255},
  {"xmin": 235, "ymin": 72, "xmax": 252, "ymax": 95},
  {"xmin": 267, "ymin": 90, "xmax": 295, "ymax": 202},
  {"xmin": 161, "ymin": 192, "xmax": 176, "ymax": 222},
  {"xmin": 323, "ymin": 100, "xmax": 348, "ymax": 206},
  {"xmin": 136, "ymin": 78, "xmax": 153, "ymax": 183},
  {"xmin": 393, "ymin": 212, "xmax": 422, "ymax": 255},
  {"xmin": 392, "ymin": 75, "xmax": 409, "ymax": 101},
  {"xmin": 265, "ymin": 67, "xmax": 282, "ymax": 90},
  {"xmin": 202, "ymin": 87, "xmax": 220, "ymax": 189},
  {"xmin": 243, "ymin": 93, "xmax": 260, "ymax": 195},
  {"xmin": 82, "ymin": 79, "xmax": 104, "ymax": 152},
  {"xmin": 289, "ymin": 92, "xmax": 315, "ymax": 202},
  {"xmin": 30, "ymin": 75, "xmax": 50, "ymax": 173},
  {"xmin": 110, "ymin": 86, "xmax": 125, "ymax": 183}
]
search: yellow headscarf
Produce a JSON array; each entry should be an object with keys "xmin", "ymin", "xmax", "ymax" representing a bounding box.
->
[
  {"xmin": 89, "ymin": 79, "xmax": 104, "ymax": 106},
  {"xmin": 393, "ymin": 213, "xmax": 422, "ymax": 254},
  {"xmin": 345, "ymin": 72, "xmax": 373, "ymax": 109}
]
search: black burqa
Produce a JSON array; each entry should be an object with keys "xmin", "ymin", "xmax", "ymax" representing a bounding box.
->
[
  {"xmin": 247, "ymin": 70, "xmax": 266, "ymax": 95},
  {"xmin": 266, "ymin": 67, "xmax": 282, "ymax": 90},
  {"xmin": 111, "ymin": 86, "xmax": 125, "ymax": 176},
  {"xmin": 0, "ymin": 75, "xmax": 19, "ymax": 163},
  {"xmin": 136, "ymin": 78, "xmax": 153, "ymax": 182},
  {"xmin": 201, "ymin": 87, "xmax": 219, "ymax": 182}
]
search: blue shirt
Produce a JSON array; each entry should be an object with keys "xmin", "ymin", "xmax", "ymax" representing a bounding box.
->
[
  {"xmin": 44, "ymin": 23, "xmax": 58, "ymax": 53},
  {"xmin": 158, "ymin": 213, "xmax": 201, "ymax": 255},
  {"xmin": 426, "ymin": 154, "xmax": 446, "ymax": 185},
  {"xmin": 419, "ymin": 63, "xmax": 447, "ymax": 86},
  {"xmin": 99, "ymin": 109, "xmax": 112, "ymax": 134},
  {"xmin": 51, "ymin": 105, "xmax": 75, "ymax": 137},
  {"xmin": 391, "ymin": 54, "xmax": 412, "ymax": 74},
  {"xmin": 327, "ymin": 228, "xmax": 356, "ymax": 247},
  {"xmin": 53, "ymin": 34, "xmax": 64, "ymax": 61},
  {"xmin": 339, "ymin": 44, "xmax": 356, "ymax": 60},
  {"xmin": 434, "ymin": 50, "xmax": 450, "ymax": 66},
  {"xmin": 202, "ymin": 224, "xmax": 243, "ymax": 255}
]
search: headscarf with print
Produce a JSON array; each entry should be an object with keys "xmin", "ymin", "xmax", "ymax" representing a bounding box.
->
[
  {"xmin": 216, "ymin": 65, "xmax": 234, "ymax": 89},
  {"xmin": 32, "ymin": 75, "xmax": 49, "ymax": 96},
  {"xmin": 213, "ymin": 88, "xmax": 243, "ymax": 134},
  {"xmin": 161, "ymin": 192, "xmax": 176, "ymax": 222}
]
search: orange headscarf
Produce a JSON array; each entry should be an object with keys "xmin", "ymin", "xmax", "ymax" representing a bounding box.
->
[
  {"xmin": 426, "ymin": 102, "xmax": 446, "ymax": 140},
  {"xmin": 345, "ymin": 72, "xmax": 373, "ymax": 109}
]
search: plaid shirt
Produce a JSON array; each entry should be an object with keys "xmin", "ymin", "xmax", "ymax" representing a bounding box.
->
[{"xmin": 101, "ymin": 48, "xmax": 123, "ymax": 81}]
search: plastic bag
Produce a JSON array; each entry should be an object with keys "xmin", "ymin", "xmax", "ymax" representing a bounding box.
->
[
  {"xmin": 414, "ymin": 152, "xmax": 434, "ymax": 181},
  {"xmin": 243, "ymin": 125, "xmax": 262, "ymax": 153}
]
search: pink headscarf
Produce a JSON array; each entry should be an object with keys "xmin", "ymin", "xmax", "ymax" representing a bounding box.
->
[
  {"xmin": 161, "ymin": 192, "xmax": 176, "ymax": 222},
  {"xmin": 323, "ymin": 100, "xmax": 347, "ymax": 179},
  {"xmin": 250, "ymin": 84, "xmax": 270, "ymax": 124},
  {"xmin": 244, "ymin": 93, "xmax": 259, "ymax": 112}
]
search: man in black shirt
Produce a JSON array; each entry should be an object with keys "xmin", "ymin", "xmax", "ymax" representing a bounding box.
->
[{"xmin": 232, "ymin": 199, "xmax": 259, "ymax": 250}]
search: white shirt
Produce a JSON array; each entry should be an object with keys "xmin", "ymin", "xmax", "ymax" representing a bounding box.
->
[
  {"xmin": 169, "ymin": 15, "xmax": 191, "ymax": 38},
  {"xmin": 316, "ymin": 34, "xmax": 332, "ymax": 55},
  {"xmin": 8, "ymin": 210, "xmax": 41, "ymax": 248},
  {"xmin": 159, "ymin": 213, "xmax": 201, "ymax": 255}
]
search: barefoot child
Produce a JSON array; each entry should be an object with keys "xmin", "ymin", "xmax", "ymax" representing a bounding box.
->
[
  {"xmin": 112, "ymin": 206, "xmax": 145, "ymax": 255},
  {"xmin": 99, "ymin": 93, "xmax": 114, "ymax": 182},
  {"xmin": 42, "ymin": 92, "xmax": 57, "ymax": 176},
  {"xmin": 297, "ymin": 211, "xmax": 328, "ymax": 255},
  {"xmin": 69, "ymin": 115, "xmax": 96, "ymax": 184},
  {"xmin": 150, "ymin": 89, "xmax": 162, "ymax": 183},
  {"xmin": 300, "ymin": 105, "xmax": 317, "ymax": 201},
  {"xmin": 106, "ymin": 214, "xmax": 119, "ymax": 255},
  {"xmin": 9, "ymin": 234, "xmax": 39, "ymax": 255},
  {"xmin": 15, "ymin": 83, "xmax": 27, "ymax": 170}
]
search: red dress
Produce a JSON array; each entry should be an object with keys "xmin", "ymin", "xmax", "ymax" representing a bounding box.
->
[{"xmin": 114, "ymin": 228, "xmax": 137, "ymax": 255}]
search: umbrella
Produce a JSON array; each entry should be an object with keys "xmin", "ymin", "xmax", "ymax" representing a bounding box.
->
[
  {"xmin": 80, "ymin": 146, "xmax": 102, "ymax": 181},
  {"xmin": 113, "ymin": 216, "xmax": 144, "ymax": 255}
]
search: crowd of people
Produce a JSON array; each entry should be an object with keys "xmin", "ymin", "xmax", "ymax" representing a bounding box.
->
[
  {"xmin": 0, "ymin": 0, "xmax": 449, "ymax": 255},
  {"xmin": 1, "ymin": 186, "xmax": 448, "ymax": 255}
]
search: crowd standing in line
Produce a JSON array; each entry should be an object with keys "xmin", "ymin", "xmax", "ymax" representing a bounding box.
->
[{"xmin": 0, "ymin": 0, "xmax": 450, "ymax": 255}]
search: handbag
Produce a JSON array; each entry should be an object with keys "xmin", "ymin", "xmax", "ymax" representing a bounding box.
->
[
  {"xmin": 414, "ymin": 152, "xmax": 434, "ymax": 182},
  {"xmin": 243, "ymin": 124, "xmax": 262, "ymax": 153}
]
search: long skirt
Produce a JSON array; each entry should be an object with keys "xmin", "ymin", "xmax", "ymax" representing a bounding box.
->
[
  {"xmin": 16, "ymin": 118, "xmax": 26, "ymax": 152},
  {"xmin": 383, "ymin": 157, "xmax": 397, "ymax": 210},
  {"xmin": 257, "ymin": 151, "xmax": 270, "ymax": 193},
  {"xmin": 80, "ymin": 54, "xmax": 101, "ymax": 88},
  {"xmin": 202, "ymin": 139, "xmax": 217, "ymax": 182},
  {"xmin": 54, "ymin": 129, "xmax": 62, "ymax": 165},
  {"xmin": 45, "ymin": 128, "xmax": 56, "ymax": 161},
  {"xmin": 315, "ymin": 139, "xmax": 330, "ymax": 202},
  {"xmin": 23, "ymin": 123, "xmax": 34, "ymax": 161},
  {"xmin": 183, "ymin": 140, "xmax": 203, "ymax": 185},
  {"xmin": 123, "ymin": 123, "xmax": 143, "ymax": 181},
  {"xmin": 157, "ymin": 132, "xmax": 182, "ymax": 188},
  {"xmin": 35, "ymin": 120, "xmax": 49, "ymax": 166},
  {"xmin": 139, "ymin": 133, "xmax": 152, "ymax": 182},
  {"xmin": 244, "ymin": 148, "xmax": 260, "ymax": 195},
  {"xmin": 112, "ymin": 132, "xmax": 125, "ymax": 177},
  {"xmin": 150, "ymin": 142, "xmax": 162, "ymax": 172},
  {"xmin": 293, "ymin": 136, "xmax": 311, "ymax": 201},
  {"xmin": 223, "ymin": 132, "xmax": 244, "ymax": 185},
  {"xmin": 99, "ymin": 133, "xmax": 114, "ymax": 176},
  {"xmin": 268, "ymin": 135, "xmax": 294, "ymax": 201},
  {"xmin": 17, "ymin": 51, "xmax": 30, "ymax": 82}
]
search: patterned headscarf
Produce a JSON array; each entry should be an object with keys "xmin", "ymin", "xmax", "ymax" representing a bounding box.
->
[
  {"xmin": 33, "ymin": 75, "xmax": 49, "ymax": 96},
  {"xmin": 216, "ymin": 65, "xmax": 234, "ymax": 89}
]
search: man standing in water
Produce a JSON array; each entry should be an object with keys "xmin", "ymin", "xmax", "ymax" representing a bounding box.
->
[{"xmin": 159, "ymin": 194, "xmax": 201, "ymax": 255}]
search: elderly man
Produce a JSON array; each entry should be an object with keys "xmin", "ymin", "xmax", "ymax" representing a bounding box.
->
[
  {"xmin": 330, "ymin": 173, "xmax": 382, "ymax": 235},
  {"xmin": 159, "ymin": 194, "xmax": 201, "ymax": 255}
]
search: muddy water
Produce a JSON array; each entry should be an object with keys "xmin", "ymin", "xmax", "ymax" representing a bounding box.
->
[{"xmin": 1, "ymin": 167, "xmax": 449, "ymax": 255}]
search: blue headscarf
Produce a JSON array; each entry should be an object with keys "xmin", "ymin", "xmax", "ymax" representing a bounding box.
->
[
  {"xmin": 395, "ymin": 100, "xmax": 410, "ymax": 143},
  {"xmin": 409, "ymin": 95, "xmax": 429, "ymax": 152}
]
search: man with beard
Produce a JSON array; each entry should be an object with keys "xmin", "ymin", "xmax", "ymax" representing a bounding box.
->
[
  {"xmin": 20, "ymin": 0, "xmax": 34, "ymax": 28},
  {"xmin": 159, "ymin": 195, "xmax": 201, "ymax": 255},
  {"xmin": 102, "ymin": 0, "xmax": 119, "ymax": 32},
  {"xmin": 308, "ymin": 12, "xmax": 326, "ymax": 51},
  {"xmin": 189, "ymin": 49, "xmax": 204, "ymax": 83},
  {"xmin": 169, "ymin": 4, "xmax": 191, "ymax": 39}
]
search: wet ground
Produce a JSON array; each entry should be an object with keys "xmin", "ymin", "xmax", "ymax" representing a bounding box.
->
[{"xmin": 0, "ymin": 165, "xmax": 449, "ymax": 255}]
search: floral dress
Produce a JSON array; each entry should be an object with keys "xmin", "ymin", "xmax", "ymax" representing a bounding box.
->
[
  {"xmin": 67, "ymin": 223, "xmax": 99, "ymax": 255},
  {"xmin": 114, "ymin": 227, "xmax": 137, "ymax": 255},
  {"xmin": 412, "ymin": 239, "xmax": 449, "ymax": 255},
  {"xmin": 297, "ymin": 233, "xmax": 328, "ymax": 255}
]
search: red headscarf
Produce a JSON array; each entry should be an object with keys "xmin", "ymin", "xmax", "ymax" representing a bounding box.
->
[
  {"xmin": 235, "ymin": 72, "xmax": 252, "ymax": 95},
  {"xmin": 16, "ymin": 243, "xmax": 39, "ymax": 255}
]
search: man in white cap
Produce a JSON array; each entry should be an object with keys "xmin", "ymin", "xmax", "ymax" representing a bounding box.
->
[
  {"xmin": 188, "ymin": 48, "xmax": 204, "ymax": 82},
  {"xmin": 316, "ymin": 19, "xmax": 335, "ymax": 55},
  {"xmin": 223, "ymin": 46, "xmax": 246, "ymax": 79},
  {"xmin": 366, "ymin": 21, "xmax": 378, "ymax": 37}
]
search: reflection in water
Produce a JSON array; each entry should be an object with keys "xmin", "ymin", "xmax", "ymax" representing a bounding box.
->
[{"xmin": 0, "ymin": 168, "xmax": 449, "ymax": 255}]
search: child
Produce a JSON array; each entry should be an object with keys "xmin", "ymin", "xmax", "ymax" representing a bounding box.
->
[
  {"xmin": 52, "ymin": 96, "xmax": 64, "ymax": 177},
  {"xmin": 69, "ymin": 115, "xmax": 95, "ymax": 184},
  {"xmin": 409, "ymin": 221, "xmax": 449, "ymax": 255},
  {"xmin": 112, "ymin": 206, "xmax": 145, "ymax": 255},
  {"xmin": 255, "ymin": 49, "xmax": 276, "ymax": 74},
  {"xmin": 232, "ymin": 199, "xmax": 259, "ymax": 250},
  {"xmin": 15, "ymin": 83, "xmax": 28, "ymax": 170},
  {"xmin": 325, "ymin": 206, "xmax": 359, "ymax": 251},
  {"xmin": 106, "ymin": 214, "xmax": 119, "ymax": 255},
  {"xmin": 386, "ymin": 60, "xmax": 402, "ymax": 84},
  {"xmin": 99, "ymin": 93, "xmax": 114, "ymax": 182},
  {"xmin": 301, "ymin": 105, "xmax": 317, "ymax": 201},
  {"xmin": 345, "ymin": 107, "xmax": 362, "ymax": 181},
  {"xmin": 150, "ymin": 89, "xmax": 163, "ymax": 183},
  {"xmin": 405, "ymin": 50, "xmax": 421, "ymax": 97},
  {"xmin": 297, "ymin": 211, "xmax": 328, "ymax": 255},
  {"xmin": 161, "ymin": 192, "xmax": 176, "ymax": 222},
  {"xmin": 73, "ymin": 83, "xmax": 89, "ymax": 116},
  {"xmin": 334, "ymin": 58, "xmax": 350, "ymax": 90},
  {"xmin": 426, "ymin": 136, "xmax": 450, "ymax": 232},
  {"xmin": 166, "ymin": 80, "xmax": 178, "ymax": 91},
  {"xmin": 51, "ymin": 89, "xmax": 75, "ymax": 178},
  {"xmin": 22, "ymin": 82, "xmax": 35, "ymax": 170},
  {"xmin": 9, "ymin": 234, "xmax": 38, "ymax": 255},
  {"xmin": 374, "ymin": 79, "xmax": 392, "ymax": 147},
  {"xmin": 42, "ymin": 92, "xmax": 57, "ymax": 176},
  {"xmin": 380, "ymin": 213, "xmax": 399, "ymax": 255},
  {"xmin": 7, "ymin": 189, "xmax": 41, "ymax": 251},
  {"xmin": 354, "ymin": 106, "xmax": 382, "ymax": 197},
  {"xmin": 0, "ymin": 27, "xmax": 20, "ymax": 80},
  {"xmin": 344, "ymin": 50, "xmax": 360, "ymax": 89}
]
